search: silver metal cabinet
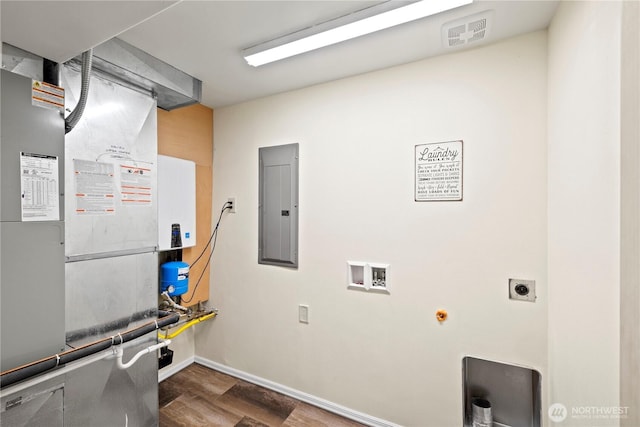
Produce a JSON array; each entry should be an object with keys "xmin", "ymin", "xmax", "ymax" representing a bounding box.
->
[
  {"xmin": 63, "ymin": 336, "xmax": 159, "ymax": 427},
  {"xmin": 1, "ymin": 378, "xmax": 64, "ymax": 427},
  {"xmin": 61, "ymin": 62, "xmax": 160, "ymax": 427}
]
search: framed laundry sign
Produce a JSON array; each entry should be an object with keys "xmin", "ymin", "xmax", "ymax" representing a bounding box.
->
[{"xmin": 415, "ymin": 140, "xmax": 463, "ymax": 201}]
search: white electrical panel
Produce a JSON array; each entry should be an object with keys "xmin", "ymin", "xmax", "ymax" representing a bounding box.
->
[{"xmin": 158, "ymin": 155, "xmax": 196, "ymax": 250}]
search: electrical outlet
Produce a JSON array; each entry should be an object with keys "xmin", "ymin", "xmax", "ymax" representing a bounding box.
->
[
  {"xmin": 298, "ymin": 304, "xmax": 309, "ymax": 324},
  {"xmin": 509, "ymin": 278, "xmax": 536, "ymax": 302},
  {"xmin": 227, "ymin": 197, "xmax": 236, "ymax": 213}
]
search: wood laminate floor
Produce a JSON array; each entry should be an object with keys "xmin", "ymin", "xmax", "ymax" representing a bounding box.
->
[{"xmin": 159, "ymin": 363, "xmax": 367, "ymax": 427}]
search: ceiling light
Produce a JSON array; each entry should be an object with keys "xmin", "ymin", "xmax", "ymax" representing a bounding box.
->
[{"xmin": 243, "ymin": 0, "xmax": 473, "ymax": 67}]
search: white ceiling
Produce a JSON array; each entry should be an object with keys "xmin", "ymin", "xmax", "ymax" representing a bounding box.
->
[{"xmin": 1, "ymin": 0, "xmax": 558, "ymax": 109}]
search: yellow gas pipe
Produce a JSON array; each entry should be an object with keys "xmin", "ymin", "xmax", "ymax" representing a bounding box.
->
[{"xmin": 158, "ymin": 312, "xmax": 217, "ymax": 339}]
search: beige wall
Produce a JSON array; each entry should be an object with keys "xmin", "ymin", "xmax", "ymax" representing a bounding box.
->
[
  {"xmin": 197, "ymin": 31, "xmax": 548, "ymax": 426},
  {"xmin": 548, "ymin": 2, "xmax": 623, "ymax": 425},
  {"xmin": 620, "ymin": 1, "xmax": 640, "ymax": 426}
]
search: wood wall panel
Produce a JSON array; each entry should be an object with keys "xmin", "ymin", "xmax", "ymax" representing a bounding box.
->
[{"xmin": 158, "ymin": 104, "xmax": 213, "ymax": 306}]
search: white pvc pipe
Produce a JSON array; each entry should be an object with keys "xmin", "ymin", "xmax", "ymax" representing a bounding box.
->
[
  {"xmin": 2, "ymin": 339, "xmax": 172, "ymax": 397},
  {"xmin": 116, "ymin": 339, "xmax": 171, "ymax": 370}
]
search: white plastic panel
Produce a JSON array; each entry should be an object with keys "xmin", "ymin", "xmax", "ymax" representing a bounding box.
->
[{"xmin": 157, "ymin": 155, "xmax": 196, "ymax": 250}]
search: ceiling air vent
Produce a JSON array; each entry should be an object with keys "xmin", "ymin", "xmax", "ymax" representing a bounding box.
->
[{"xmin": 442, "ymin": 10, "xmax": 494, "ymax": 49}]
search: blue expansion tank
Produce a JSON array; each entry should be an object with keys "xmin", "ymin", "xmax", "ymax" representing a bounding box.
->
[{"xmin": 160, "ymin": 261, "xmax": 189, "ymax": 297}]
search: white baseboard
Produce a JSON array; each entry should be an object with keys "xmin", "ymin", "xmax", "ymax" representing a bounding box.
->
[
  {"xmin": 158, "ymin": 355, "xmax": 195, "ymax": 382},
  {"xmin": 194, "ymin": 356, "xmax": 401, "ymax": 427}
]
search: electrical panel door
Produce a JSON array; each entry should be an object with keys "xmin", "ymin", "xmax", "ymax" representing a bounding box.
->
[{"xmin": 258, "ymin": 143, "xmax": 299, "ymax": 267}]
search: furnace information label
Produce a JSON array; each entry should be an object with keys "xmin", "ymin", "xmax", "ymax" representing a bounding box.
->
[
  {"xmin": 415, "ymin": 140, "xmax": 463, "ymax": 201},
  {"xmin": 20, "ymin": 152, "xmax": 60, "ymax": 221},
  {"xmin": 73, "ymin": 159, "xmax": 116, "ymax": 215},
  {"xmin": 120, "ymin": 164, "xmax": 152, "ymax": 205}
]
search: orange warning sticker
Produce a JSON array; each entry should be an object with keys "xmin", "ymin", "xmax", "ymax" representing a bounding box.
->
[{"xmin": 32, "ymin": 80, "xmax": 64, "ymax": 112}]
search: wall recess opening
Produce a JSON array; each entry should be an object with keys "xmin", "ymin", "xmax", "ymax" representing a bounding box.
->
[{"xmin": 347, "ymin": 261, "xmax": 390, "ymax": 293}]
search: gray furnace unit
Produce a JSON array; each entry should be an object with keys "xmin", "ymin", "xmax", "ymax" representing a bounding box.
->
[{"xmin": 0, "ymin": 68, "xmax": 66, "ymax": 373}]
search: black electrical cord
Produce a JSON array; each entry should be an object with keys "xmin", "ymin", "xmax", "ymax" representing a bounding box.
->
[
  {"xmin": 181, "ymin": 202, "xmax": 231, "ymax": 304},
  {"xmin": 189, "ymin": 201, "xmax": 232, "ymax": 268},
  {"xmin": 182, "ymin": 222, "xmax": 221, "ymax": 304}
]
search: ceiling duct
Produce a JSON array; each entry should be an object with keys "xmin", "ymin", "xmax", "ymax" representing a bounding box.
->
[
  {"xmin": 76, "ymin": 38, "xmax": 201, "ymax": 110},
  {"xmin": 442, "ymin": 10, "xmax": 494, "ymax": 49},
  {"xmin": 2, "ymin": 43, "xmax": 46, "ymax": 82}
]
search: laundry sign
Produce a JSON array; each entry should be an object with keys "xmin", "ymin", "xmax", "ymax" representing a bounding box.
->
[{"xmin": 415, "ymin": 140, "xmax": 463, "ymax": 201}]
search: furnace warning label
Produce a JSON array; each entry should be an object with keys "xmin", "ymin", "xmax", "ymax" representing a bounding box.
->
[
  {"xmin": 20, "ymin": 152, "xmax": 60, "ymax": 221},
  {"xmin": 32, "ymin": 80, "xmax": 64, "ymax": 112},
  {"xmin": 120, "ymin": 164, "xmax": 152, "ymax": 205},
  {"xmin": 73, "ymin": 159, "xmax": 116, "ymax": 215}
]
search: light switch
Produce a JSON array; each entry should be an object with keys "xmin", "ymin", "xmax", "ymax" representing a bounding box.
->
[{"xmin": 298, "ymin": 304, "xmax": 309, "ymax": 324}]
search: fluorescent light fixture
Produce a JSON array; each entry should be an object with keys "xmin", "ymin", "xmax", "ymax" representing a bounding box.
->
[{"xmin": 243, "ymin": 0, "xmax": 473, "ymax": 67}]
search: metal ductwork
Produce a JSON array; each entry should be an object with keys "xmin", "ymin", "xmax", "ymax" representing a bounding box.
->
[{"xmin": 77, "ymin": 38, "xmax": 202, "ymax": 110}]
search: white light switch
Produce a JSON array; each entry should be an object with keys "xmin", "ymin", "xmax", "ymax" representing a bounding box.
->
[{"xmin": 298, "ymin": 304, "xmax": 309, "ymax": 324}]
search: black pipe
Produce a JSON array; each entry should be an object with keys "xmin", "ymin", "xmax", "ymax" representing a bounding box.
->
[
  {"xmin": 58, "ymin": 339, "xmax": 113, "ymax": 366},
  {"xmin": 0, "ymin": 311, "xmax": 179, "ymax": 389},
  {"xmin": 157, "ymin": 310, "xmax": 180, "ymax": 328},
  {"xmin": 65, "ymin": 309, "xmax": 157, "ymax": 343},
  {"xmin": 0, "ymin": 358, "xmax": 59, "ymax": 391}
]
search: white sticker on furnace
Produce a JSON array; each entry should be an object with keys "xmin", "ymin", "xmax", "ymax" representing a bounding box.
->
[
  {"xmin": 73, "ymin": 159, "xmax": 116, "ymax": 215},
  {"xmin": 20, "ymin": 152, "xmax": 60, "ymax": 221}
]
